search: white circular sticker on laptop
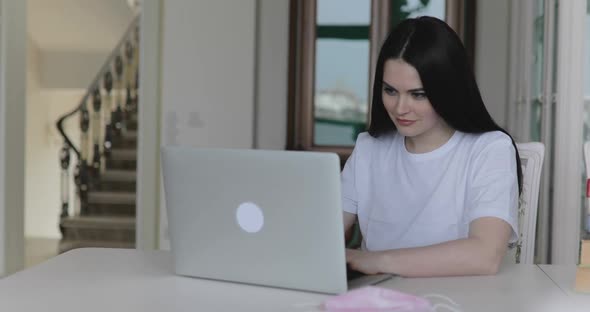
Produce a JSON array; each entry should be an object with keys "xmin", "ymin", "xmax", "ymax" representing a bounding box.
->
[{"xmin": 236, "ymin": 202, "xmax": 264, "ymax": 233}]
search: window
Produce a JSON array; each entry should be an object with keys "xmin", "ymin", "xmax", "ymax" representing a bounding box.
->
[{"xmin": 287, "ymin": 0, "xmax": 476, "ymax": 163}]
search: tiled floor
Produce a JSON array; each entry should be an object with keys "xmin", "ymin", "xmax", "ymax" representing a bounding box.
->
[{"xmin": 25, "ymin": 237, "xmax": 59, "ymax": 268}]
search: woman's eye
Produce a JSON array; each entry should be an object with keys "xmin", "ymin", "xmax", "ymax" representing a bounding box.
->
[
  {"xmin": 412, "ymin": 92, "xmax": 427, "ymax": 99},
  {"xmin": 384, "ymin": 87, "xmax": 397, "ymax": 95}
]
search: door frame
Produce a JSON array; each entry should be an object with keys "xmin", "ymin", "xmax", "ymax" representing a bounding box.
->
[
  {"xmin": 0, "ymin": 0, "xmax": 27, "ymax": 276},
  {"xmin": 508, "ymin": 0, "xmax": 586, "ymax": 265},
  {"xmin": 551, "ymin": 0, "xmax": 585, "ymax": 265},
  {"xmin": 135, "ymin": 0, "xmax": 162, "ymax": 250}
]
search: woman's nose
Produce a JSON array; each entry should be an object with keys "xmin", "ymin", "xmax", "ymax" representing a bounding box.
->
[{"xmin": 395, "ymin": 96, "xmax": 410, "ymax": 115}]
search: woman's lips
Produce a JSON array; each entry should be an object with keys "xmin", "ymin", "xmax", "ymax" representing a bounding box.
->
[{"xmin": 396, "ymin": 118, "xmax": 416, "ymax": 126}]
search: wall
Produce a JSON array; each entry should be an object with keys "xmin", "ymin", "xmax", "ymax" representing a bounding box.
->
[
  {"xmin": 134, "ymin": 0, "xmax": 290, "ymax": 248},
  {"xmin": 25, "ymin": 38, "xmax": 83, "ymax": 239},
  {"xmin": 26, "ymin": 34, "xmax": 85, "ymax": 240},
  {"xmin": 25, "ymin": 37, "xmax": 52, "ymax": 239},
  {"xmin": 157, "ymin": 0, "xmax": 256, "ymax": 248},
  {"xmin": 0, "ymin": 0, "xmax": 27, "ymax": 276},
  {"xmin": 255, "ymin": 0, "xmax": 289, "ymax": 150},
  {"xmin": 159, "ymin": 0, "xmax": 256, "ymax": 150},
  {"xmin": 40, "ymin": 50, "xmax": 108, "ymax": 89},
  {"xmin": 474, "ymin": 0, "xmax": 511, "ymax": 128},
  {"xmin": 135, "ymin": 0, "xmax": 161, "ymax": 250}
]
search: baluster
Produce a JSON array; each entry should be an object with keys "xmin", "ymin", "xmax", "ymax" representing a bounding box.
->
[
  {"xmin": 134, "ymin": 26, "xmax": 140, "ymax": 110},
  {"xmin": 125, "ymin": 85, "xmax": 133, "ymax": 120},
  {"xmin": 135, "ymin": 69, "xmax": 139, "ymax": 108},
  {"xmin": 113, "ymin": 55, "xmax": 125, "ymax": 136},
  {"xmin": 59, "ymin": 143, "xmax": 71, "ymax": 235},
  {"xmin": 77, "ymin": 102, "xmax": 91, "ymax": 213},
  {"xmin": 125, "ymin": 40, "xmax": 134, "ymax": 114},
  {"xmin": 91, "ymin": 88, "xmax": 102, "ymax": 178},
  {"xmin": 103, "ymin": 71, "xmax": 114, "ymax": 158}
]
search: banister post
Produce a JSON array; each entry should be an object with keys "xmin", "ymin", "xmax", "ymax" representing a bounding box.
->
[
  {"xmin": 59, "ymin": 143, "xmax": 71, "ymax": 235},
  {"xmin": 91, "ymin": 88, "xmax": 102, "ymax": 179},
  {"xmin": 78, "ymin": 102, "xmax": 90, "ymax": 213},
  {"xmin": 103, "ymin": 71, "xmax": 114, "ymax": 158},
  {"xmin": 113, "ymin": 55, "xmax": 125, "ymax": 136}
]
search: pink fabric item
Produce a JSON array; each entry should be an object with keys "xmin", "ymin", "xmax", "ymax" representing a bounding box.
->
[{"xmin": 323, "ymin": 286, "xmax": 434, "ymax": 312}]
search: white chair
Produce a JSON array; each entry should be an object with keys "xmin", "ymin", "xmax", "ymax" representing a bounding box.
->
[{"xmin": 507, "ymin": 142, "xmax": 544, "ymax": 264}]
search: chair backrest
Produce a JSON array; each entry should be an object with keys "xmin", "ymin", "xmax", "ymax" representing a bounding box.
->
[{"xmin": 510, "ymin": 142, "xmax": 545, "ymax": 264}]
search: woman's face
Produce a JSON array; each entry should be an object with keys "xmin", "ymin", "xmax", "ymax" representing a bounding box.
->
[{"xmin": 381, "ymin": 59, "xmax": 451, "ymax": 143}]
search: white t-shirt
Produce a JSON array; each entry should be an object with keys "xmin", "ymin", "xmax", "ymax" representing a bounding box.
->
[{"xmin": 341, "ymin": 130, "xmax": 519, "ymax": 251}]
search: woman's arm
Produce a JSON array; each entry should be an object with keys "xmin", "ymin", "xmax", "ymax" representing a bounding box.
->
[
  {"xmin": 343, "ymin": 212, "xmax": 357, "ymax": 242},
  {"xmin": 346, "ymin": 217, "xmax": 511, "ymax": 277},
  {"xmin": 343, "ymin": 212, "xmax": 356, "ymax": 233}
]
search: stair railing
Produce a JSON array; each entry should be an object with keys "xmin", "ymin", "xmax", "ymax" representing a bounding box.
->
[{"xmin": 57, "ymin": 16, "xmax": 140, "ymax": 231}]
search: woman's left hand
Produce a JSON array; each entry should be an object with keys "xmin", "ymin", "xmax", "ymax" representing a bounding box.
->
[{"xmin": 345, "ymin": 249, "xmax": 386, "ymax": 275}]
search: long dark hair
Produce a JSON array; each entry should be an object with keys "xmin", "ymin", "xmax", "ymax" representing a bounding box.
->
[{"xmin": 368, "ymin": 16, "xmax": 522, "ymax": 194}]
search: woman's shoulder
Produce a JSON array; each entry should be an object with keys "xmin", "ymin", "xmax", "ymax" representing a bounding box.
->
[
  {"xmin": 461, "ymin": 131, "xmax": 515, "ymax": 160},
  {"xmin": 463, "ymin": 130, "xmax": 513, "ymax": 148}
]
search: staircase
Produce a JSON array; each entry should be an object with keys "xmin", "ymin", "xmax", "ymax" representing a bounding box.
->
[
  {"xmin": 59, "ymin": 128, "xmax": 138, "ymax": 253},
  {"xmin": 56, "ymin": 18, "xmax": 140, "ymax": 254}
]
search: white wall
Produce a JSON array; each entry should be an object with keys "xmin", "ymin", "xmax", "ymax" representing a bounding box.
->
[
  {"xmin": 159, "ymin": 0, "xmax": 256, "ymax": 150},
  {"xmin": 136, "ymin": 0, "xmax": 290, "ymax": 248},
  {"xmin": 135, "ymin": 0, "xmax": 161, "ymax": 250},
  {"xmin": 40, "ymin": 50, "xmax": 109, "ymax": 89},
  {"xmin": 157, "ymin": 0, "xmax": 256, "ymax": 248},
  {"xmin": 25, "ymin": 48, "xmax": 83, "ymax": 239},
  {"xmin": 25, "ymin": 37, "xmax": 53, "ymax": 239},
  {"xmin": 0, "ymin": 0, "xmax": 27, "ymax": 276},
  {"xmin": 26, "ymin": 33, "xmax": 85, "ymax": 240},
  {"xmin": 474, "ymin": 0, "xmax": 511, "ymax": 128},
  {"xmin": 255, "ymin": 0, "xmax": 289, "ymax": 150}
]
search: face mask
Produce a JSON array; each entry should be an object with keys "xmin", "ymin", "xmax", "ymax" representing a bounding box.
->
[{"xmin": 322, "ymin": 286, "xmax": 462, "ymax": 312}]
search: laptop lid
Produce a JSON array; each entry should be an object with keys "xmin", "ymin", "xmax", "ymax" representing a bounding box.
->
[{"xmin": 161, "ymin": 146, "xmax": 348, "ymax": 294}]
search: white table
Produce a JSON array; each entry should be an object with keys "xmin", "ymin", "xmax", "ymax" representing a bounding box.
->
[
  {"xmin": 538, "ymin": 265, "xmax": 590, "ymax": 304},
  {"xmin": 0, "ymin": 248, "xmax": 586, "ymax": 312}
]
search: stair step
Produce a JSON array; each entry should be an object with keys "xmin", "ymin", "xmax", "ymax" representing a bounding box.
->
[
  {"xmin": 58, "ymin": 239, "xmax": 135, "ymax": 254},
  {"xmin": 85, "ymin": 204, "xmax": 135, "ymax": 216},
  {"xmin": 94, "ymin": 182, "xmax": 136, "ymax": 193},
  {"xmin": 111, "ymin": 130, "xmax": 137, "ymax": 148},
  {"xmin": 60, "ymin": 216, "xmax": 135, "ymax": 247},
  {"xmin": 111, "ymin": 149, "xmax": 136, "ymax": 161},
  {"xmin": 101, "ymin": 170, "xmax": 136, "ymax": 182},
  {"xmin": 124, "ymin": 130, "xmax": 137, "ymax": 140},
  {"xmin": 106, "ymin": 157, "xmax": 137, "ymax": 170},
  {"xmin": 88, "ymin": 191, "xmax": 136, "ymax": 205},
  {"xmin": 126, "ymin": 116, "xmax": 138, "ymax": 131},
  {"xmin": 61, "ymin": 216, "xmax": 135, "ymax": 229},
  {"xmin": 95, "ymin": 170, "xmax": 137, "ymax": 192}
]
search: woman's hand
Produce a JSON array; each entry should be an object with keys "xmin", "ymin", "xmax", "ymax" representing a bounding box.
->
[{"xmin": 345, "ymin": 249, "xmax": 386, "ymax": 275}]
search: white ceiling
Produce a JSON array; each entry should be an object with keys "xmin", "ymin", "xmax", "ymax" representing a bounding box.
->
[{"xmin": 28, "ymin": 0, "xmax": 135, "ymax": 52}]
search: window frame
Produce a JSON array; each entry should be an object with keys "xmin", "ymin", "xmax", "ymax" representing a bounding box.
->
[{"xmin": 287, "ymin": 0, "xmax": 476, "ymax": 164}]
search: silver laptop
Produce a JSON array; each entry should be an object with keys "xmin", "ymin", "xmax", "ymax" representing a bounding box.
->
[{"xmin": 161, "ymin": 146, "xmax": 392, "ymax": 294}]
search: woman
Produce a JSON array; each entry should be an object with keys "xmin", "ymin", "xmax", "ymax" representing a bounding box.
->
[{"xmin": 342, "ymin": 16, "xmax": 522, "ymax": 278}]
